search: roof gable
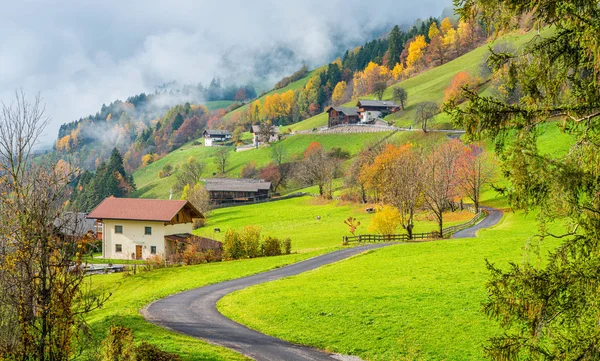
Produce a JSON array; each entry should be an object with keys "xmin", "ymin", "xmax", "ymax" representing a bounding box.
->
[{"xmin": 87, "ymin": 197, "xmax": 203, "ymax": 222}]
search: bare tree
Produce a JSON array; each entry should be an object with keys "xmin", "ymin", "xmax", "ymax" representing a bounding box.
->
[
  {"xmin": 258, "ymin": 120, "xmax": 276, "ymax": 144},
  {"xmin": 415, "ymin": 102, "xmax": 439, "ymax": 133},
  {"xmin": 268, "ymin": 143, "xmax": 292, "ymax": 190},
  {"xmin": 296, "ymin": 143, "xmax": 338, "ymax": 198},
  {"xmin": 422, "ymin": 139, "xmax": 463, "ymax": 236},
  {"xmin": 456, "ymin": 144, "xmax": 496, "ymax": 212},
  {"xmin": 0, "ymin": 91, "xmax": 109, "ymax": 361},
  {"xmin": 213, "ymin": 147, "xmax": 230, "ymax": 174},
  {"xmin": 174, "ymin": 157, "xmax": 205, "ymax": 192}
]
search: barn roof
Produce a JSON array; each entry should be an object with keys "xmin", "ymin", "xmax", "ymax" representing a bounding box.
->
[
  {"xmin": 203, "ymin": 129, "xmax": 231, "ymax": 137},
  {"xmin": 87, "ymin": 197, "xmax": 203, "ymax": 222},
  {"xmin": 205, "ymin": 178, "xmax": 271, "ymax": 192},
  {"xmin": 356, "ymin": 100, "xmax": 399, "ymax": 108},
  {"xmin": 326, "ymin": 106, "xmax": 359, "ymax": 117}
]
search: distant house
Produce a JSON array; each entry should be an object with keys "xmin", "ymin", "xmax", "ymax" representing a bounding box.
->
[
  {"xmin": 203, "ymin": 129, "xmax": 232, "ymax": 146},
  {"xmin": 205, "ymin": 178, "xmax": 272, "ymax": 205},
  {"xmin": 250, "ymin": 125, "xmax": 280, "ymax": 146},
  {"xmin": 356, "ymin": 100, "xmax": 400, "ymax": 123},
  {"xmin": 87, "ymin": 197, "xmax": 204, "ymax": 260},
  {"xmin": 326, "ymin": 106, "xmax": 360, "ymax": 127},
  {"xmin": 55, "ymin": 212, "xmax": 102, "ymax": 241}
]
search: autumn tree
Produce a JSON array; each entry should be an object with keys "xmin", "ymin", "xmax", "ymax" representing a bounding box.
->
[
  {"xmin": 240, "ymin": 161, "xmax": 257, "ymax": 178},
  {"xmin": 455, "ymin": 144, "xmax": 496, "ymax": 212},
  {"xmin": 214, "ymin": 147, "xmax": 230, "ymax": 174},
  {"xmin": 346, "ymin": 142, "xmax": 384, "ymax": 203},
  {"xmin": 181, "ymin": 182, "xmax": 211, "ymax": 214},
  {"xmin": 368, "ymin": 206, "xmax": 401, "ymax": 235},
  {"xmin": 414, "ymin": 102, "xmax": 439, "ymax": 132},
  {"xmin": 406, "ymin": 35, "xmax": 428, "ymax": 71},
  {"xmin": 352, "ymin": 62, "xmax": 391, "ymax": 98},
  {"xmin": 446, "ymin": 2, "xmax": 600, "ymax": 358},
  {"xmin": 392, "ymin": 87, "xmax": 408, "ymax": 110},
  {"xmin": 444, "ymin": 71, "xmax": 480, "ymax": 103},
  {"xmin": 0, "ymin": 91, "xmax": 109, "ymax": 360},
  {"xmin": 422, "ymin": 139, "xmax": 463, "ymax": 236},
  {"xmin": 296, "ymin": 142, "xmax": 339, "ymax": 197},
  {"xmin": 232, "ymin": 126, "xmax": 244, "ymax": 145},
  {"xmin": 331, "ymin": 81, "xmax": 348, "ymax": 105},
  {"xmin": 257, "ymin": 120, "xmax": 276, "ymax": 144}
]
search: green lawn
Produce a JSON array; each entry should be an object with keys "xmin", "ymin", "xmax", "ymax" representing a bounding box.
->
[
  {"xmin": 197, "ymin": 196, "xmax": 476, "ymax": 251},
  {"xmin": 86, "ymin": 251, "xmax": 328, "ymax": 361},
  {"xmin": 204, "ymin": 100, "xmax": 235, "ymax": 111},
  {"xmin": 218, "ymin": 207, "xmax": 565, "ymax": 361}
]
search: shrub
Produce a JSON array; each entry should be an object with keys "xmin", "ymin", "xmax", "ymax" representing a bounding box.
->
[
  {"xmin": 262, "ymin": 237, "xmax": 282, "ymax": 257},
  {"xmin": 181, "ymin": 245, "xmax": 207, "ymax": 265},
  {"xmin": 158, "ymin": 164, "xmax": 174, "ymax": 178},
  {"xmin": 368, "ymin": 205, "xmax": 401, "ymax": 235},
  {"xmin": 240, "ymin": 225, "xmax": 261, "ymax": 258},
  {"xmin": 282, "ymin": 238, "xmax": 292, "ymax": 255},
  {"xmin": 192, "ymin": 218, "xmax": 205, "ymax": 230},
  {"xmin": 135, "ymin": 342, "xmax": 181, "ymax": 361},
  {"xmin": 328, "ymin": 147, "xmax": 350, "ymax": 159},
  {"xmin": 144, "ymin": 255, "xmax": 167, "ymax": 271},
  {"xmin": 101, "ymin": 325, "xmax": 135, "ymax": 361},
  {"xmin": 222, "ymin": 229, "xmax": 244, "ymax": 260}
]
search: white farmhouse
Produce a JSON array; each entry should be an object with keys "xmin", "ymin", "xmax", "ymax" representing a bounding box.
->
[
  {"xmin": 203, "ymin": 129, "xmax": 232, "ymax": 146},
  {"xmin": 87, "ymin": 197, "xmax": 203, "ymax": 260}
]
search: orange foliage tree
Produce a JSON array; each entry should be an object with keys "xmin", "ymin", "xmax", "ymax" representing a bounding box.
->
[{"xmin": 444, "ymin": 71, "xmax": 481, "ymax": 102}]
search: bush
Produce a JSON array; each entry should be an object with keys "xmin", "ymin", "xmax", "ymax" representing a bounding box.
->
[
  {"xmin": 222, "ymin": 229, "xmax": 244, "ymax": 260},
  {"xmin": 158, "ymin": 164, "xmax": 174, "ymax": 178},
  {"xmin": 135, "ymin": 342, "xmax": 181, "ymax": 361},
  {"xmin": 282, "ymin": 238, "xmax": 292, "ymax": 255},
  {"xmin": 144, "ymin": 255, "xmax": 167, "ymax": 271},
  {"xmin": 240, "ymin": 226, "xmax": 261, "ymax": 258},
  {"xmin": 101, "ymin": 325, "xmax": 135, "ymax": 361},
  {"xmin": 328, "ymin": 147, "xmax": 351, "ymax": 159},
  {"xmin": 262, "ymin": 237, "xmax": 282, "ymax": 257},
  {"xmin": 192, "ymin": 218, "xmax": 205, "ymax": 230}
]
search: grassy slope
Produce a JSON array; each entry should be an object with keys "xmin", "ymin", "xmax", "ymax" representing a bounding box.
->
[
  {"xmin": 132, "ymin": 132, "xmax": 391, "ymax": 199},
  {"xmin": 218, "ymin": 207, "xmax": 565, "ymax": 361},
  {"xmin": 196, "ymin": 196, "xmax": 474, "ymax": 251},
  {"xmin": 287, "ymin": 31, "xmax": 539, "ymax": 132},
  {"xmin": 87, "ymin": 251, "xmax": 327, "ymax": 361},
  {"xmin": 204, "ymin": 100, "xmax": 235, "ymax": 111}
]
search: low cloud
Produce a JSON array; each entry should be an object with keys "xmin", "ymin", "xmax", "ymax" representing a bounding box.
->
[{"xmin": 0, "ymin": 0, "xmax": 451, "ymax": 146}]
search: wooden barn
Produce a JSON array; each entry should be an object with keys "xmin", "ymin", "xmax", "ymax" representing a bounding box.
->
[
  {"xmin": 205, "ymin": 178, "xmax": 272, "ymax": 205},
  {"xmin": 326, "ymin": 106, "xmax": 360, "ymax": 127}
]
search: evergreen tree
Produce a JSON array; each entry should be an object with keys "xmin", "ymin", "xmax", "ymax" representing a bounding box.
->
[
  {"xmin": 387, "ymin": 25, "xmax": 403, "ymax": 68},
  {"xmin": 172, "ymin": 113, "xmax": 184, "ymax": 131}
]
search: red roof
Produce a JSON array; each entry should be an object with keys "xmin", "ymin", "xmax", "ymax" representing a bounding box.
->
[{"xmin": 87, "ymin": 197, "xmax": 203, "ymax": 222}]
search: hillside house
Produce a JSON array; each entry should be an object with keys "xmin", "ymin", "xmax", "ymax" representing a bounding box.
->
[
  {"xmin": 251, "ymin": 125, "xmax": 280, "ymax": 146},
  {"xmin": 203, "ymin": 129, "xmax": 232, "ymax": 146},
  {"xmin": 356, "ymin": 100, "xmax": 400, "ymax": 123},
  {"xmin": 205, "ymin": 178, "xmax": 272, "ymax": 205},
  {"xmin": 326, "ymin": 106, "xmax": 360, "ymax": 127},
  {"xmin": 87, "ymin": 197, "xmax": 204, "ymax": 260}
]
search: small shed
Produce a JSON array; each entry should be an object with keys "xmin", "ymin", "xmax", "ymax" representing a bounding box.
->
[
  {"xmin": 326, "ymin": 106, "xmax": 360, "ymax": 127},
  {"xmin": 205, "ymin": 178, "xmax": 272, "ymax": 204}
]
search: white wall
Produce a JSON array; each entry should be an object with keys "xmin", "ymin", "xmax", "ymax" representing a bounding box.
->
[
  {"xmin": 102, "ymin": 220, "xmax": 165, "ymax": 260},
  {"xmin": 205, "ymin": 138, "xmax": 213, "ymax": 146}
]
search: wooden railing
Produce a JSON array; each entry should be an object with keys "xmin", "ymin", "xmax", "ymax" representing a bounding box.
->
[
  {"xmin": 342, "ymin": 232, "xmax": 441, "ymax": 244},
  {"xmin": 342, "ymin": 208, "xmax": 487, "ymax": 244}
]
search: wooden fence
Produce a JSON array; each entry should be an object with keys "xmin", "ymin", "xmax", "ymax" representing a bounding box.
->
[{"xmin": 342, "ymin": 209, "xmax": 486, "ymax": 245}]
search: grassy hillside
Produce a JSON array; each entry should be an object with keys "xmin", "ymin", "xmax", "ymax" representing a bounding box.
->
[
  {"xmin": 287, "ymin": 31, "xmax": 539, "ymax": 132},
  {"xmin": 218, "ymin": 206, "xmax": 564, "ymax": 361},
  {"xmin": 204, "ymin": 100, "xmax": 234, "ymax": 111},
  {"xmin": 132, "ymin": 132, "xmax": 392, "ymax": 199}
]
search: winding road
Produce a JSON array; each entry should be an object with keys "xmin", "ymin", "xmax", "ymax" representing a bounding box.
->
[
  {"xmin": 144, "ymin": 207, "xmax": 503, "ymax": 361},
  {"xmin": 452, "ymin": 206, "xmax": 503, "ymax": 239}
]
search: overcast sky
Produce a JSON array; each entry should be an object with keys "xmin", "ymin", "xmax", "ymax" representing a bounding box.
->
[{"xmin": 0, "ymin": 0, "xmax": 451, "ymax": 145}]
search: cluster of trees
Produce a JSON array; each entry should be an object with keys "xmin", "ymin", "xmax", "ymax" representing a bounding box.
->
[
  {"xmin": 350, "ymin": 139, "xmax": 495, "ymax": 238},
  {"xmin": 69, "ymin": 148, "xmax": 136, "ymax": 212},
  {"xmin": 446, "ymin": 1, "xmax": 600, "ymax": 358},
  {"xmin": 222, "ymin": 226, "xmax": 291, "ymax": 260}
]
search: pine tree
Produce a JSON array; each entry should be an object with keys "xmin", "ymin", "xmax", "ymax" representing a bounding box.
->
[
  {"xmin": 172, "ymin": 113, "xmax": 184, "ymax": 131},
  {"xmin": 387, "ymin": 25, "xmax": 402, "ymax": 68}
]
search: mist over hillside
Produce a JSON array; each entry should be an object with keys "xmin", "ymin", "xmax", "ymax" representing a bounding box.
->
[{"xmin": 0, "ymin": 0, "xmax": 452, "ymax": 145}]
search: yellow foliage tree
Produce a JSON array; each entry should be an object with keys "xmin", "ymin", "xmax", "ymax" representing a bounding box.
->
[
  {"xmin": 368, "ymin": 206, "xmax": 401, "ymax": 235},
  {"xmin": 352, "ymin": 62, "xmax": 391, "ymax": 98},
  {"xmin": 428, "ymin": 22, "xmax": 440, "ymax": 39},
  {"xmin": 141, "ymin": 153, "xmax": 157, "ymax": 167},
  {"xmin": 391, "ymin": 63, "xmax": 405, "ymax": 81},
  {"xmin": 406, "ymin": 35, "xmax": 428, "ymax": 70},
  {"xmin": 247, "ymin": 100, "xmax": 262, "ymax": 123},
  {"xmin": 56, "ymin": 135, "xmax": 71, "ymax": 151},
  {"xmin": 331, "ymin": 81, "xmax": 347, "ymax": 105},
  {"xmin": 443, "ymin": 28, "xmax": 458, "ymax": 46},
  {"xmin": 440, "ymin": 17, "xmax": 453, "ymax": 34}
]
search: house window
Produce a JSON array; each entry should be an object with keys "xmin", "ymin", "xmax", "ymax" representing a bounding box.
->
[
  {"xmin": 115, "ymin": 225, "xmax": 123, "ymax": 234},
  {"xmin": 145, "ymin": 226, "xmax": 152, "ymax": 235},
  {"xmin": 151, "ymin": 246, "xmax": 157, "ymax": 254},
  {"xmin": 115, "ymin": 244, "xmax": 122, "ymax": 252}
]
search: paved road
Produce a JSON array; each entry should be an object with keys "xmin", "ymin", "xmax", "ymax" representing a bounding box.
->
[
  {"xmin": 144, "ymin": 207, "xmax": 503, "ymax": 361},
  {"xmin": 453, "ymin": 206, "xmax": 503, "ymax": 238},
  {"xmin": 144, "ymin": 244, "xmax": 392, "ymax": 361}
]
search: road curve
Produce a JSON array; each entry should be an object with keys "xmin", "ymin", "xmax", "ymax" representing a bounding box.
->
[
  {"xmin": 144, "ymin": 207, "xmax": 503, "ymax": 361},
  {"xmin": 453, "ymin": 206, "xmax": 503, "ymax": 239},
  {"xmin": 144, "ymin": 244, "xmax": 392, "ymax": 361}
]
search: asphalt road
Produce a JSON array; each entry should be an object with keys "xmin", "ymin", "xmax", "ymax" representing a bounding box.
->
[
  {"xmin": 144, "ymin": 207, "xmax": 503, "ymax": 361},
  {"xmin": 144, "ymin": 243, "xmax": 392, "ymax": 361},
  {"xmin": 453, "ymin": 206, "xmax": 503, "ymax": 238}
]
